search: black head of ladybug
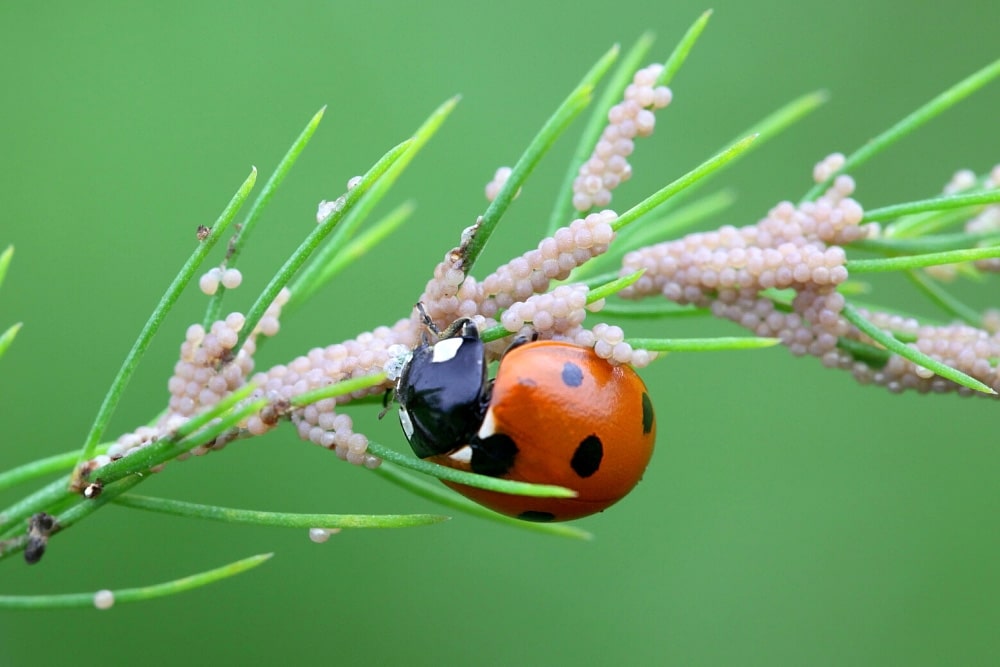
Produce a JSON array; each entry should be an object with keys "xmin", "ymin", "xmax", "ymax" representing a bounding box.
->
[{"xmin": 396, "ymin": 318, "xmax": 491, "ymax": 458}]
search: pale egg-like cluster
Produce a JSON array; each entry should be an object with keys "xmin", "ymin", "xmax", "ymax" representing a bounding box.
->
[
  {"xmin": 572, "ymin": 63, "xmax": 672, "ymax": 212},
  {"xmin": 849, "ymin": 312, "xmax": 1000, "ymax": 395},
  {"xmin": 246, "ymin": 319, "xmax": 419, "ymax": 467}
]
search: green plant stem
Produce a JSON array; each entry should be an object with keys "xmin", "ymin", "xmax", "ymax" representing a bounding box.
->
[
  {"xmin": 598, "ymin": 302, "xmax": 706, "ymax": 318},
  {"xmin": 904, "ymin": 270, "xmax": 982, "ymax": 326},
  {"xmin": 288, "ymin": 98, "xmax": 458, "ymax": 313},
  {"xmin": 289, "ymin": 372, "xmax": 388, "ymax": 407},
  {"xmin": 204, "ymin": 107, "xmax": 326, "ymax": 326},
  {"xmin": 0, "ymin": 245, "xmax": 12, "ymax": 290},
  {"xmin": 114, "ymin": 494, "xmax": 447, "ymax": 529},
  {"xmin": 659, "ymin": 9, "xmax": 712, "ymax": 85},
  {"xmin": 233, "ymin": 139, "xmax": 411, "ymax": 356},
  {"xmin": 301, "ymin": 200, "xmax": 415, "ymax": 297},
  {"xmin": 85, "ymin": 384, "xmax": 260, "ymax": 488},
  {"xmin": 847, "ymin": 246, "xmax": 1000, "ymax": 273},
  {"xmin": 0, "ymin": 322, "xmax": 21, "ymax": 361},
  {"xmin": 0, "ymin": 476, "xmax": 72, "ymax": 540},
  {"xmin": 587, "ymin": 270, "xmax": 645, "ymax": 303},
  {"xmin": 463, "ymin": 46, "xmax": 615, "ymax": 274},
  {"xmin": 627, "ymin": 336, "xmax": 780, "ymax": 352},
  {"xmin": 803, "ymin": 57, "xmax": 1000, "ymax": 202},
  {"xmin": 364, "ymin": 441, "xmax": 576, "ymax": 498},
  {"xmin": 841, "ymin": 303, "xmax": 995, "ymax": 394},
  {"xmin": 371, "ymin": 463, "xmax": 593, "ymax": 540},
  {"xmin": 0, "ymin": 553, "xmax": 273, "ymax": 609},
  {"xmin": 0, "ymin": 449, "xmax": 103, "ymax": 493},
  {"xmin": 613, "ymin": 134, "xmax": 758, "ymax": 231},
  {"xmin": 77, "ymin": 168, "xmax": 257, "ymax": 465},
  {"xmin": 865, "ymin": 189, "xmax": 1000, "ymax": 226},
  {"xmin": 850, "ymin": 231, "xmax": 998, "ymax": 254}
]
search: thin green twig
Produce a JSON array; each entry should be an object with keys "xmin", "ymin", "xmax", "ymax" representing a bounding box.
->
[
  {"xmin": 613, "ymin": 134, "xmax": 758, "ymax": 231},
  {"xmin": 803, "ymin": 57, "xmax": 1000, "ymax": 202},
  {"xmin": 114, "ymin": 494, "xmax": 448, "ymax": 529},
  {"xmin": 841, "ymin": 303, "xmax": 995, "ymax": 394},
  {"xmin": 370, "ymin": 463, "xmax": 593, "ymax": 540},
  {"xmin": 463, "ymin": 46, "xmax": 616, "ymax": 275},
  {"xmin": 233, "ymin": 139, "xmax": 411, "ymax": 356},
  {"xmin": 866, "ymin": 189, "xmax": 1000, "ymax": 226},
  {"xmin": 288, "ymin": 98, "xmax": 458, "ymax": 312},
  {"xmin": 77, "ymin": 168, "xmax": 257, "ymax": 464},
  {"xmin": 904, "ymin": 270, "xmax": 982, "ymax": 326},
  {"xmin": 0, "ymin": 553, "xmax": 273, "ymax": 609},
  {"xmin": 847, "ymin": 246, "xmax": 1000, "ymax": 273},
  {"xmin": 364, "ymin": 441, "xmax": 576, "ymax": 499},
  {"xmin": 627, "ymin": 336, "xmax": 780, "ymax": 352},
  {"xmin": 0, "ymin": 322, "xmax": 21, "ymax": 362},
  {"xmin": 204, "ymin": 107, "xmax": 326, "ymax": 326},
  {"xmin": 0, "ymin": 245, "xmax": 12, "ymax": 291}
]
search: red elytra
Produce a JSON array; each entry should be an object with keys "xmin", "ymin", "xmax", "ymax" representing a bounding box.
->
[{"xmin": 429, "ymin": 341, "xmax": 656, "ymax": 522}]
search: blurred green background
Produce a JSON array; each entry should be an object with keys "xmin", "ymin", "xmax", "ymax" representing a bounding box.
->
[{"xmin": 2, "ymin": 1, "xmax": 1000, "ymax": 665}]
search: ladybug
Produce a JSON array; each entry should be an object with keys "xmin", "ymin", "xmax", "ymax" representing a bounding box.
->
[{"xmin": 395, "ymin": 317, "xmax": 655, "ymax": 522}]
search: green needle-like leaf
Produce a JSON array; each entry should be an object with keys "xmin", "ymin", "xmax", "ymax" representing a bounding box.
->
[
  {"xmin": 613, "ymin": 134, "xmax": 758, "ymax": 231},
  {"xmin": 904, "ymin": 270, "xmax": 982, "ymax": 326},
  {"xmin": 587, "ymin": 270, "xmax": 645, "ymax": 303},
  {"xmin": 234, "ymin": 139, "xmax": 411, "ymax": 356},
  {"xmin": 0, "ymin": 322, "xmax": 22, "ymax": 362},
  {"xmin": 598, "ymin": 302, "xmax": 707, "ymax": 318},
  {"xmin": 867, "ymin": 189, "xmax": 1000, "ymax": 234},
  {"xmin": 77, "ymin": 167, "xmax": 258, "ymax": 464},
  {"xmin": 364, "ymin": 441, "xmax": 576, "ymax": 498},
  {"xmin": 290, "ymin": 372, "xmax": 388, "ymax": 407},
  {"xmin": 847, "ymin": 246, "xmax": 1000, "ymax": 273},
  {"xmin": 371, "ymin": 463, "xmax": 593, "ymax": 540},
  {"xmin": 803, "ymin": 57, "xmax": 1000, "ymax": 202},
  {"xmin": 463, "ymin": 46, "xmax": 616, "ymax": 274},
  {"xmin": 302, "ymin": 200, "xmax": 414, "ymax": 295},
  {"xmin": 114, "ymin": 494, "xmax": 447, "ymax": 529},
  {"xmin": 627, "ymin": 336, "xmax": 781, "ymax": 352},
  {"xmin": 0, "ymin": 553, "xmax": 273, "ymax": 609},
  {"xmin": 659, "ymin": 9, "xmax": 713, "ymax": 85},
  {"xmin": 204, "ymin": 107, "xmax": 326, "ymax": 326},
  {"xmin": 0, "ymin": 449, "xmax": 104, "ymax": 493},
  {"xmin": 0, "ymin": 245, "xmax": 12, "ymax": 291},
  {"xmin": 841, "ymin": 303, "xmax": 995, "ymax": 395},
  {"xmin": 289, "ymin": 97, "xmax": 458, "ymax": 312}
]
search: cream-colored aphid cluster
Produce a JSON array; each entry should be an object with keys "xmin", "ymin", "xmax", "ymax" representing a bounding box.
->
[
  {"xmin": 316, "ymin": 175, "xmax": 363, "ymax": 223},
  {"xmin": 619, "ymin": 159, "xmax": 865, "ymax": 366},
  {"xmin": 849, "ymin": 312, "xmax": 1000, "ymax": 394},
  {"xmin": 485, "ymin": 167, "xmax": 522, "ymax": 203},
  {"xmin": 105, "ymin": 289, "xmax": 291, "ymax": 463},
  {"xmin": 572, "ymin": 63, "xmax": 672, "ymax": 212},
  {"xmin": 247, "ymin": 319, "xmax": 418, "ymax": 467},
  {"xmin": 416, "ymin": 207, "xmax": 657, "ymax": 367},
  {"xmin": 198, "ymin": 267, "xmax": 243, "ymax": 295}
]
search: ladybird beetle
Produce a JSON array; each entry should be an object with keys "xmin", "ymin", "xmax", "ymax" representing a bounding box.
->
[{"xmin": 395, "ymin": 319, "xmax": 655, "ymax": 522}]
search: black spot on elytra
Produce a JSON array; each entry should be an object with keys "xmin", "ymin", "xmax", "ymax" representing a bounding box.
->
[
  {"xmin": 641, "ymin": 392, "xmax": 654, "ymax": 434},
  {"xmin": 470, "ymin": 433, "xmax": 518, "ymax": 477},
  {"xmin": 518, "ymin": 511, "xmax": 556, "ymax": 522},
  {"xmin": 561, "ymin": 361, "xmax": 584, "ymax": 388},
  {"xmin": 571, "ymin": 435, "xmax": 603, "ymax": 478}
]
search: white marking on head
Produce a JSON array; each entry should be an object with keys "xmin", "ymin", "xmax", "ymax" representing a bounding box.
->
[
  {"xmin": 449, "ymin": 446, "xmax": 473, "ymax": 464},
  {"xmin": 432, "ymin": 337, "xmax": 464, "ymax": 363},
  {"xmin": 398, "ymin": 407, "xmax": 414, "ymax": 439},
  {"xmin": 477, "ymin": 407, "xmax": 496, "ymax": 439}
]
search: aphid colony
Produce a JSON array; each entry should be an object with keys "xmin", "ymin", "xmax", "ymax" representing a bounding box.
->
[{"xmin": 91, "ymin": 58, "xmax": 1000, "ymax": 527}]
